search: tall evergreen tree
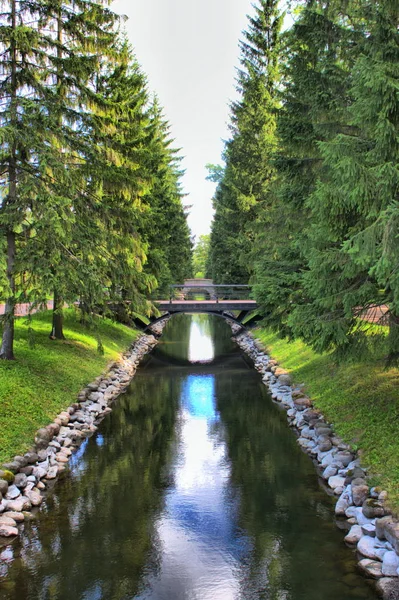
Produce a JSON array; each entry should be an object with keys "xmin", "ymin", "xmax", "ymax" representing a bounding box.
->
[
  {"xmin": 291, "ymin": 0, "xmax": 399, "ymax": 361},
  {"xmin": 253, "ymin": 0, "xmax": 361, "ymax": 337},
  {"xmin": 208, "ymin": 0, "xmax": 283, "ymax": 284}
]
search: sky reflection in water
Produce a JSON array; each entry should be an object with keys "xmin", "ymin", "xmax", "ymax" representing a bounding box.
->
[{"xmin": 138, "ymin": 327, "xmax": 246, "ymax": 599}]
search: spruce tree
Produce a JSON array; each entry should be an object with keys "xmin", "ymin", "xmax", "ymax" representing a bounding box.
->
[
  {"xmin": 208, "ymin": 0, "xmax": 283, "ymax": 284},
  {"xmin": 293, "ymin": 0, "xmax": 399, "ymax": 361}
]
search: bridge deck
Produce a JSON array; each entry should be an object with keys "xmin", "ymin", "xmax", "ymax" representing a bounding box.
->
[{"xmin": 156, "ymin": 300, "xmax": 257, "ymax": 312}]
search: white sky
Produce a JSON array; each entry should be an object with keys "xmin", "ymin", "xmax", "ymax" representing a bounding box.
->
[{"xmin": 111, "ymin": 0, "xmax": 254, "ymax": 242}]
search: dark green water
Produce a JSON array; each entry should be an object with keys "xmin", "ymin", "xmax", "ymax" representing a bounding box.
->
[{"xmin": 0, "ymin": 314, "xmax": 376, "ymax": 600}]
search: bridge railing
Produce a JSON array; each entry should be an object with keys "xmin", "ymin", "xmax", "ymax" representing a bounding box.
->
[{"xmin": 153, "ymin": 284, "xmax": 252, "ymax": 302}]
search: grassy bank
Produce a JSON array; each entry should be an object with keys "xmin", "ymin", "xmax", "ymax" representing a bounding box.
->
[
  {"xmin": 255, "ymin": 327, "xmax": 399, "ymax": 512},
  {"xmin": 0, "ymin": 310, "xmax": 139, "ymax": 463}
]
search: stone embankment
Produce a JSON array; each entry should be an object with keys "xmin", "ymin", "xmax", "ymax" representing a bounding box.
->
[
  {"xmin": 231, "ymin": 324, "xmax": 399, "ymax": 600},
  {"xmin": 0, "ymin": 319, "xmax": 169, "ymax": 545}
]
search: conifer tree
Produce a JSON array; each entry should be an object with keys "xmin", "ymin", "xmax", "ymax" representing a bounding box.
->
[
  {"xmin": 208, "ymin": 0, "xmax": 283, "ymax": 283},
  {"xmin": 292, "ymin": 0, "xmax": 399, "ymax": 361},
  {"xmin": 252, "ymin": 0, "xmax": 361, "ymax": 337}
]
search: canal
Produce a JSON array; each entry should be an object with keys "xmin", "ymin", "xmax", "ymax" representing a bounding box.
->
[{"xmin": 0, "ymin": 314, "xmax": 376, "ymax": 599}]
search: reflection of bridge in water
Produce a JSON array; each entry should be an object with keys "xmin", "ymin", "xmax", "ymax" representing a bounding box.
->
[{"xmin": 148, "ymin": 279, "xmax": 260, "ymax": 332}]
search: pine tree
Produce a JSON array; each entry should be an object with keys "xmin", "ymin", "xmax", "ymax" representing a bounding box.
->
[
  {"xmin": 208, "ymin": 0, "xmax": 283, "ymax": 284},
  {"xmin": 252, "ymin": 0, "xmax": 361, "ymax": 337},
  {"xmin": 293, "ymin": 0, "xmax": 399, "ymax": 361}
]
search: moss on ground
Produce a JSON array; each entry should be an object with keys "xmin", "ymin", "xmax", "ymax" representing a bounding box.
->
[
  {"xmin": 254, "ymin": 327, "xmax": 399, "ymax": 513},
  {"xmin": 0, "ymin": 310, "xmax": 138, "ymax": 463}
]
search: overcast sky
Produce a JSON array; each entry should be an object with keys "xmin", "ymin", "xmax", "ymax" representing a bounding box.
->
[{"xmin": 112, "ymin": 0, "xmax": 254, "ymax": 242}]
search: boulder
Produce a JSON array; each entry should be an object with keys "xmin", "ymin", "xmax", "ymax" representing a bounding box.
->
[
  {"xmin": 351, "ymin": 478, "xmax": 369, "ymax": 507},
  {"xmin": 345, "ymin": 525, "xmax": 363, "ymax": 545},
  {"xmin": 377, "ymin": 518, "xmax": 399, "ymax": 554},
  {"xmin": 358, "ymin": 535, "xmax": 390, "ymax": 560},
  {"xmin": 363, "ymin": 498, "xmax": 386, "ymax": 519},
  {"xmin": 376, "ymin": 517, "xmax": 394, "ymax": 541},
  {"xmin": 14, "ymin": 473, "xmax": 27, "ymax": 490},
  {"xmin": 0, "ymin": 516, "xmax": 17, "ymax": 527},
  {"xmin": 3, "ymin": 511, "xmax": 24, "ymax": 523},
  {"xmin": 358, "ymin": 559, "xmax": 383, "ymax": 579},
  {"xmin": 5, "ymin": 485, "xmax": 20, "ymax": 500},
  {"xmin": 25, "ymin": 490, "xmax": 42, "ymax": 507},
  {"xmin": 0, "ymin": 524, "xmax": 18, "ymax": 538},
  {"xmin": 382, "ymin": 551, "xmax": 399, "ymax": 577},
  {"xmin": 24, "ymin": 452, "xmax": 38, "ymax": 465},
  {"xmin": 376, "ymin": 578, "xmax": 399, "ymax": 600},
  {"xmin": 34, "ymin": 428, "xmax": 52, "ymax": 448},
  {"xmin": 362, "ymin": 523, "xmax": 376, "ymax": 537},
  {"xmin": 328, "ymin": 475, "xmax": 346, "ymax": 490},
  {"xmin": 0, "ymin": 480, "xmax": 8, "ymax": 495},
  {"xmin": 46, "ymin": 466, "xmax": 58, "ymax": 480},
  {"xmin": 322, "ymin": 465, "xmax": 338, "ymax": 479},
  {"xmin": 318, "ymin": 438, "xmax": 332, "ymax": 453}
]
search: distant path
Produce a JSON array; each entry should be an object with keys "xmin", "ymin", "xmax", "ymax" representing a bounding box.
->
[{"xmin": 0, "ymin": 301, "xmax": 54, "ymax": 317}]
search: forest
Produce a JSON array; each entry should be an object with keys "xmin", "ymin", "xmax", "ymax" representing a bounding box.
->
[
  {"xmin": 0, "ymin": 0, "xmax": 193, "ymax": 360},
  {"xmin": 208, "ymin": 0, "xmax": 399, "ymax": 363}
]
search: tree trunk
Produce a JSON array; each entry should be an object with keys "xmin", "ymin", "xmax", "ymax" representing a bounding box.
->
[
  {"xmin": 0, "ymin": 231, "xmax": 16, "ymax": 360},
  {"xmin": 50, "ymin": 289, "xmax": 65, "ymax": 340},
  {"xmin": 387, "ymin": 311, "xmax": 399, "ymax": 366},
  {"xmin": 1, "ymin": 0, "xmax": 18, "ymax": 360}
]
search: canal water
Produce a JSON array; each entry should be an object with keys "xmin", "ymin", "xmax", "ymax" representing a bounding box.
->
[{"xmin": 0, "ymin": 314, "xmax": 376, "ymax": 600}]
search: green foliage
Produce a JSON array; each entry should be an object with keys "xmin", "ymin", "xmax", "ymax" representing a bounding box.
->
[
  {"xmin": 0, "ymin": 4, "xmax": 191, "ymax": 357},
  {"xmin": 208, "ymin": 0, "xmax": 283, "ymax": 284},
  {"xmin": 193, "ymin": 234, "xmax": 210, "ymax": 277}
]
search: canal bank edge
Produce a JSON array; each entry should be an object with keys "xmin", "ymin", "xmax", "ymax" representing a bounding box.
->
[
  {"xmin": 0, "ymin": 318, "xmax": 169, "ymax": 545},
  {"xmin": 230, "ymin": 323, "xmax": 399, "ymax": 600}
]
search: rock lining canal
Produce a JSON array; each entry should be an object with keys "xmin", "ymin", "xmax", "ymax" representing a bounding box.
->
[{"xmin": 0, "ymin": 314, "xmax": 376, "ymax": 599}]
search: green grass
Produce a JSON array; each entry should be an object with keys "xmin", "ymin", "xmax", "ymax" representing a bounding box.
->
[
  {"xmin": 0, "ymin": 309, "xmax": 138, "ymax": 463},
  {"xmin": 255, "ymin": 327, "xmax": 399, "ymax": 513}
]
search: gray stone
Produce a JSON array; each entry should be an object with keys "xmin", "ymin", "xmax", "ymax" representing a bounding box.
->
[
  {"xmin": 377, "ymin": 518, "xmax": 399, "ymax": 554},
  {"xmin": 357, "ymin": 535, "xmax": 390, "ymax": 560},
  {"xmin": 0, "ymin": 524, "xmax": 18, "ymax": 537},
  {"xmin": 355, "ymin": 507, "xmax": 376, "ymax": 527},
  {"xmin": 2, "ymin": 511, "xmax": 24, "ymax": 522},
  {"xmin": 318, "ymin": 438, "xmax": 332, "ymax": 452},
  {"xmin": 24, "ymin": 452, "xmax": 39, "ymax": 465},
  {"xmin": 0, "ymin": 480, "xmax": 8, "ymax": 496},
  {"xmin": 362, "ymin": 523, "xmax": 376, "ymax": 537},
  {"xmin": 358, "ymin": 559, "xmax": 383, "ymax": 579},
  {"xmin": 0, "ymin": 516, "xmax": 17, "ymax": 527},
  {"xmin": 32, "ymin": 466, "xmax": 47, "ymax": 480},
  {"xmin": 2, "ymin": 461, "xmax": 20, "ymax": 473},
  {"xmin": 351, "ymin": 478, "xmax": 369, "ymax": 507},
  {"xmin": 335, "ymin": 493, "xmax": 351, "ymax": 516},
  {"xmin": 46, "ymin": 466, "xmax": 58, "ymax": 480},
  {"xmin": 321, "ymin": 451, "xmax": 337, "ymax": 468},
  {"xmin": 322, "ymin": 465, "xmax": 338, "ymax": 479},
  {"xmin": 382, "ymin": 552, "xmax": 399, "ymax": 577},
  {"xmin": 25, "ymin": 490, "xmax": 42, "ymax": 507},
  {"xmin": 5, "ymin": 485, "xmax": 20, "ymax": 500},
  {"xmin": 278, "ymin": 374, "xmax": 292, "ymax": 386},
  {"xmin": 346, "ymin": 506, "xmax": 358, "ymax": 519},
  {"xmin": 345, "ymin": 525, "xmax": 363, "ymax": 545},
  {"xmin": 328, "ymin": 475, "xmax": 346, "ymax": 490},
  {"xmin": 334, "ymin": 452, "xmax": 354, "ymax": 467},
  {"xmin": 363, "ymin": 498, "xmax": 385, "ymax": 519},
  {"xmin": 14, "ymin": 473, "xmax": 27, "ymax": 489},
  {"xmin": 19, "ymin": 466, "xmax": 33, "ymax": 476},
  {"xmin": 37, "ymin": 450, "xmax": 48, "ymax": 462},
  {"xmin": 377, "ymin": 517, "xmax": 394, "ymax": 541},
  {"xmin": 376, "ymin": 578, "xmax": 399, "ymax": 600},
  {"xmin": 6, "ymin": 499, "xmax": 26, "ymax": 513}
]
